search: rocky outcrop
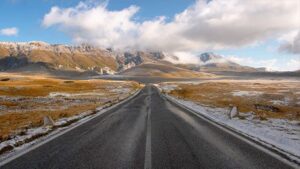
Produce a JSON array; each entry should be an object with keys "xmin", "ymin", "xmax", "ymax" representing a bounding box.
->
[
  {"xmin": 43, "ymin": 116, "xmax": 55, "ymax": 126},
  {"xmin": 228, "ymin": 106, "xmax": 239, "ymax": 119}
]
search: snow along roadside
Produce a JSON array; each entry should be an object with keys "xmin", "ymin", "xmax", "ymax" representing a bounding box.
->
[
  {"xmin": 0, "ymin": 88, "xmax": 142, "ymax": 166},
  {"xmin": 162, "ymin": 93, "xmax": 300, "ymax": 165}
]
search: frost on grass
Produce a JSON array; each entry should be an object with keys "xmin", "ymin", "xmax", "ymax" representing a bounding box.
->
[
  {"xmin": 159, "ymin": 80, "xmax": 300, "ymax": 120},
  {"xmin": 0, "ymin": 126, "xmax": 51, "ymax": 154},
  {"xmin": 160, "ymin": 84, "xmax": 178, "ymax": 93},
  {"xmin": 232, "ymin": 91, "xmax": 263, "ymax": 97},
  {"xmin": 49, "ymin": 92, "xmax": 104, "ymax": 97},
  {"xmin": 166, "ymin": 95, "xmax": 300, "ymax": 160},
  {"xmin": 0, "ymin": 74, "xmax": 142, "ymax": 155}
]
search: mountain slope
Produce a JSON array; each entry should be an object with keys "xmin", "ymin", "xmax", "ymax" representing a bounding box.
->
[
  {"xmin": 115, "ymin": 51, "xmax": 171, "ymax": 71},
  {"xmin": 119, "ymin": 63, "xmax": 213, "ymax": 78},
  {"xmin": 0, "ymin": 42, "xmax": 117, "ymax": 74}
]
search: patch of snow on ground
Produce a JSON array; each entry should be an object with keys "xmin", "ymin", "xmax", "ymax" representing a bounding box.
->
[
  {"xmin": 49, "ymin": 92, "xmax": 103, "ymax": 97},
  {"xmin": 160, "ymin": 84, "xmax": 178, "ymax": 92},
  {"xmin": 0, "ymin": 126, "xmax": 51, "ymax": 151},
  {"xmin": 232, "ymin": 91, "xmax": 263, "ymax": 97},
  {"xmin": 110, "ymin": 88, "xmax": 131, "ymax": 93},
  {"xmin": 54, "ymin": 111, "xmax": 92, "ymax": 126},
  {"xmin": 271, "ymin": 98, "xmax": 291, "ymax": 106},
  {"xmin": 165, "ymin": 94, "xmax": 300, "ymax": 161}
]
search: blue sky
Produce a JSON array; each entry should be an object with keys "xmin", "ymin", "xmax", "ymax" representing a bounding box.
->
[
  {"xmin": 0, "ymin": 0, "xmax": 299, "ymax": 71},
  {"xmin": 0, "ymin": 0, "xmax": 194, "ymax": 43}
]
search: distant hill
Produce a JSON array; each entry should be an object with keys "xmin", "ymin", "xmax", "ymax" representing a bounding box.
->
[{"xmin": 119, "ymin": 63, "xmax": 213, "ymax": 78}]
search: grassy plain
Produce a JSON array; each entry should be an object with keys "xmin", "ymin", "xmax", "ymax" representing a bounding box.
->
[{"xmin": 0, "ymin": 73, "xmax": 141, "ymax": 141}]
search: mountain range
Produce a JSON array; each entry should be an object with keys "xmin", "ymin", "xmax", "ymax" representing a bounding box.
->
[{"xmin": 0, "ymin": 41, "xmax": 266, "ymax": 78}]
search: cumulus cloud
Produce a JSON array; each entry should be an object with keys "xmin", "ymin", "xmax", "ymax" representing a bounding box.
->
[
  {"xmin": 279, "ymin": 31, "xmax": 300, "ymax": 54},
  {"xmin": 43, "ymin": 2, "xmax": 140, "ymax": 49},
  {"xmin": 42, "ymin": 0, "xmax": 299, "ymax": 54},
  {"xmin": 0, "ymin": 27, "xmax": 18, "ymax": 36},
  {"xmin": 164, "ymin": 52, "xmax": 202, "ymax": 64}
]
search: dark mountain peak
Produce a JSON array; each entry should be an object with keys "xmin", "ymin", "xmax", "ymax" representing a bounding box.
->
[{"xmin": 199, "ymin": 52, "xmax": 222, "ymax": 62}]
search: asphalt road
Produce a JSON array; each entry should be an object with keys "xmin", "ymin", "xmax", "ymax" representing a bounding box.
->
[{"xmin": 1, "ymin": 85, "xmax": 295, "ymax": 169}]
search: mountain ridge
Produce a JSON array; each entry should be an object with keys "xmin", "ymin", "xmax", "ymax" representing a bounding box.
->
[{"xmin": 0, "ymin": 41, "xmax": 267, "ymax": 77}]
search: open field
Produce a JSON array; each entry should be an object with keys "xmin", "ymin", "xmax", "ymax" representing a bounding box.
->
[
  {"xmin": 0, "ymin": 73, "xmax": 142, "ymax": 142},
  {"xmin": 159, "ymin": 80, "xmax": 300, "ymax": 121}
]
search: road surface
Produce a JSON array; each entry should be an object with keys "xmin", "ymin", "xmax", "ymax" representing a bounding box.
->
[{"xmin": 1, "ymin": 85, "xmax": 295, "ymax": 169}]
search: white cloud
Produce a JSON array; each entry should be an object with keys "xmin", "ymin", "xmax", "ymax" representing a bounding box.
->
[
  {"xmin": 43, "ymin": 2, "xmax": 140, "ymax": 49},
  {"xmin": 42, "ymin": 0, "xmax": 299, "ymax": 53},
  {"xmin": 227, "ymin": 55, "xmax": 300, "ymax": 71},
  {"xmin": 279, "ymin": 31, "xmax": 300, "ymax": 54},
  {"xmin": 286, "ymin": 58, "xmax": 300, "ymax": 71},
  {"xmin": 164, "ymin": 51, "xmax": 201, "ymax": 64},
  {"xmin": 0, "ymin": 27, "xmax": 18, "ymax": 36},
  {"xmin": 226, "ymin": 56, "xmax": 254, "ymax": 65},
  {"xmin": 227, "ymin": 56, "xmax": 278, "ymax": 71}
]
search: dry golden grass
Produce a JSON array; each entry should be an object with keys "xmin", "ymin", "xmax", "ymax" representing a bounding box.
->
[
  {"xmin": 0, "ymin": 104, "xmax": 99, "ymax": 141},
  {"xmin": 0, "ymin": 75, "xmax": 139, "ymax": 97},
  {"xmin": 121, "ymin": 63, "xmax": 215, "ymax": 78},
  {"xmin": 166, "ymin": 81, "xmax": 300, "ymax": 120},
  {"xmin": 0, "ymin": 73, "xmax": 141, "ymax": 141},
  {"xmin": 152, "ymin": 71, "xmax": 213, "ymax": 78}
]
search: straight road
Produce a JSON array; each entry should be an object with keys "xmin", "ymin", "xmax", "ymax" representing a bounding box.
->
[{"xmin": 1, "ymin": 85, "xmax": 295, "ymax": 169}]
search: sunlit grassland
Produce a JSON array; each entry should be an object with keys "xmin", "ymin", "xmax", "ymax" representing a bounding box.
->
[
  {"xmin": 0, "ymin": 73, "xmax": 142, "ymax": 141},
  {"xmin": 164, "ymin": 80, "xmax": 300, "ymax": 120}
]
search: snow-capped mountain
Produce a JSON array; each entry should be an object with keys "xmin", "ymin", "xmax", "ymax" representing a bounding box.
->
[
  {"xmin": 196, "ymin": 52, "xmax": 258, "ymax": 72},
  {"xmin": 199, "ymin": 52, "xmax": 223, "ymax": 63}
]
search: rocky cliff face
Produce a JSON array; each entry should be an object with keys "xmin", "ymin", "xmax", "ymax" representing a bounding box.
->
[{"xmin": 115, "ymin": 51, "xmax": 167, "ymax": 71}]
